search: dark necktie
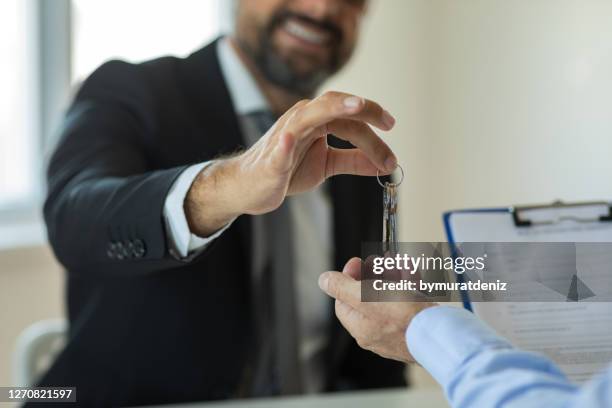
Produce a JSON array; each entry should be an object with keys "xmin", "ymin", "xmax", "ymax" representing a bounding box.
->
[{"xmin": 247, "ymin": 110, "xmax": 303, "ymax": 396}]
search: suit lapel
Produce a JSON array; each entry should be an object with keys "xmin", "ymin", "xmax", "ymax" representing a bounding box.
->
[{"xmin": 179, "ymin": 38, "xmax": 247, "ymax": 155}]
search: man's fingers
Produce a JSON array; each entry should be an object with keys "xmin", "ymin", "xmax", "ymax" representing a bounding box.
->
[
  {"xmin": 318, "ymin": 271, "xmax": 361, "ymax": 309},
  {"xmin": 343, "ymin": 257, "xmax": 363, "ymax": 280},
  {"xmin": 326, "ymin": 119, "xmax": 396, "ymax": 173},
  {"xmin": 335, "ymin": 300, "xmax": 362, "ymax": 335},
  {"xmin": 286, "ymin": 91, "xmax": 396, "ymax": 139},
  {"xmin": 325, "ymin": 148, "xmax": 379, "ymax": 177},
  {"xmin": 335, "ymin": 300, "xmax": 380, "ymax": 348}
]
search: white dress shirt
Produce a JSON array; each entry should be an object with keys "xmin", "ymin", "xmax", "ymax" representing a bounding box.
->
[{"xmin": 163, "ymin": 37, "xmax": 333, "ymax": 393}]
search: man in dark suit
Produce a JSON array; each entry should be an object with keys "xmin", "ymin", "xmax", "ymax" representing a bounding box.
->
[{"xmin": 40, "ymin": 0, "xmax": 403, "ymax": 405}]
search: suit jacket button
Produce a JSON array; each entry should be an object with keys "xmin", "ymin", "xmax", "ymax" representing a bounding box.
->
[
  {"xmin": 133, "ymin": 239, "xmax": 146, "ymax": 258},
  {"xmin": 107, "ymin": 242, "xmax": 117, "ymax": 259},
  {"xmin": 119, "ymin": 242, "xmax": 130, "ymax": 258},
  {"xmin": 126, "ymin": 241, "xmax": 135, "ymax": 258}
]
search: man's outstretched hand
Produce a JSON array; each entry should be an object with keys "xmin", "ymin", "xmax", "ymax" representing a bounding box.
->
[
  {"xmin": 318, "ymin": 257, "xmax": 436, "ymax": 363},
  {"xmin": 185, "ymin": 92, "xmax": 397, "ymax": 237}
]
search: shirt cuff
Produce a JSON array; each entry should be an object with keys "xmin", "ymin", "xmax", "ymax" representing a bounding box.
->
[
  {"xmin": 405, "ymin": 305, "xmax": 512, "ymax": 388},
  {"xmin": 164, "ymin": 161, "xmax": 235, "ymax": 258}
]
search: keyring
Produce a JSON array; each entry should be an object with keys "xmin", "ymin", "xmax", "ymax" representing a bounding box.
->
[{"xmin": 377, "ymin": 164, "xmax": 404, "ymax": 188}]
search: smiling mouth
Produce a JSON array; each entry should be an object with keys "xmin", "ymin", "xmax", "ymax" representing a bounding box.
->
[{"xmin": 283, "ymin": 18, "xmax": 333, "ymax": 47}]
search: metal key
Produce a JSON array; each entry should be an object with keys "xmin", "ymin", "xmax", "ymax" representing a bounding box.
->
[
  {"xmin": 382, "ymin": 182, "xmax": 399, "ymax": 254},
  {"xmin": 377, "ymin": 164, "xmax": 404, "ymax": 254}
]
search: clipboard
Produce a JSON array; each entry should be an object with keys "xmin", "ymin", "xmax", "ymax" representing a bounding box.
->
[
  {"xmin": 444, "ymin": 201, "xmax": 612, "ymax": 309},
  {"xmin": 443, "ymin": 200, "xmax": 612, "ymax": 383}
]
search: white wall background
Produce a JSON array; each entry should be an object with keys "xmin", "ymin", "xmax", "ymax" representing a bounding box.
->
[
  {"xmin": 326, "ymin": 0, "xmax": 612, "ymax": 242},
  {"xmin": 3, "ymin": 0, "xmax": 612, "ymax": 388}
]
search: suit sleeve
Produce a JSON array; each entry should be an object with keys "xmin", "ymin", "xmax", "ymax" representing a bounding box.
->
[{"xmin": 44, "ymin": 60, "xmax": 193, "ymax": 275}]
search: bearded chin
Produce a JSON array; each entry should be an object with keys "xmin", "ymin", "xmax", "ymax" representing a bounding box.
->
[
  {"xmin": 237, "ymin": 26, "xmax": 340, "ymax": 97},
  {"xmin": 254, "ymin": 44, "xmax": 334, "ymax": 97}
]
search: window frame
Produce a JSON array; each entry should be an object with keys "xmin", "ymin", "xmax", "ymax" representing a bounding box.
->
[
  {"xmin": 0, "ymin": 0, "xmax": 71, "ymax": 250},
  {"xmin": 0, "ymin": 0, "xmax": 230, "ymax": 250}
]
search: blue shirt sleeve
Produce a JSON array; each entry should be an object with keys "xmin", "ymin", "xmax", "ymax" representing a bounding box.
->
[{"xmin": 406, "ymin": 306, "xmax": 612, "ymax": 408}]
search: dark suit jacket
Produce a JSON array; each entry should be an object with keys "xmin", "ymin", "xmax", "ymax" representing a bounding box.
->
[{"xmin": 40, "ymin": 38, "xmax": 405, "ymax": 407}]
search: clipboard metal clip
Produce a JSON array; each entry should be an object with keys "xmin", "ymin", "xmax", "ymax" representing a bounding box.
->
[{"xmin": 512, "ymin": 200, "xmax": 612, "ymax": 227}]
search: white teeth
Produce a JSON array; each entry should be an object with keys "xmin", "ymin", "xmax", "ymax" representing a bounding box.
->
[{"xmin": 285, "ymin": 20, "xmax": 328, "ymax": 45}]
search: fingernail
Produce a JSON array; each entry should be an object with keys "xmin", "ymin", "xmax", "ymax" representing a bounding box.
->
[
  {"xmin": 385, "ymin": 155, "xmax": 397, "ymax": 172},
  {"xmin": 382, "ymin": 110, "xmax": 396, "ymax": 128},
  {"xmin": 318, "ymin": 273, "xmax": 329, "ymax": 292},
  {"xmin": 343, "ymin": 96, "xmax": 363, "ymax": 110}
]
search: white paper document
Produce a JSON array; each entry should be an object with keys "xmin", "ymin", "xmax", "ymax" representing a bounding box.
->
[{"xmin": 448, "ymin": 208, "xmax": 612, "ymax": 383}]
